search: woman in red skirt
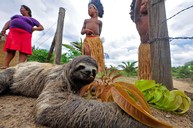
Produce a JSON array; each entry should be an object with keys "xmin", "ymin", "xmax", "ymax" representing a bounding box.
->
[{"xmin": 1, "ymin": 5, "xmax": 44, "ymax": 69}]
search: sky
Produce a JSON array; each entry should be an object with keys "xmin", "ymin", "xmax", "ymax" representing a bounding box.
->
[{"xmin": 0, "ymin": 0, "xmax": 193, "ymax": 67}]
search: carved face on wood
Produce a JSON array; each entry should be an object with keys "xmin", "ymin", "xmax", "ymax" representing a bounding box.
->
[{"xmin": 140, "ymin": 0, "xmax": 148, "ymax": 14}]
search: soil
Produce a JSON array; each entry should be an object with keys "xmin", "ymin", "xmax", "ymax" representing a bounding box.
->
[{"xmin": 0, "ymin": 78, "xmax": 193, "ymax": 128}]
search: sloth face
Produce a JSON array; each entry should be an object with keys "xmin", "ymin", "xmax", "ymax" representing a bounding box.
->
[
  {"xmin": 69, "ymin": 56, "xmax": 98, "ymax": 92},
  {"xmin": 72, "ymin": 62, "xmax": 97, "ymax": 85}
]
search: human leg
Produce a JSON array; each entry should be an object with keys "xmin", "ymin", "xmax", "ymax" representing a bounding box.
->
[
  {"xmin": 19, "ymin": 52, "xmax": 28, "ymax": 63},
  {"xmin": 2, "ymin": 49, "xmax": 16, "ymax": 69},
  {"xmin": 82, "ymin": 43, "xmax": 91, "ymax": 56}
]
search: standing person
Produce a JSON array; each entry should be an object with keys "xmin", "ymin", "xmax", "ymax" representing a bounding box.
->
[
  {"xmin": 1, "ymin": 5, "xmax": 44, "ymax": 69},
  {"xmin": 81, "ymin": 0, "xmax": 105, "ymax": 73},
  {"xmin": 130, "ymin": 0, "xmax": 151, "ymax": 80}
]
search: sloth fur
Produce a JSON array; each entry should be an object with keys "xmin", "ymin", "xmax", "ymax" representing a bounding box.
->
[{"xmin": 0, "ymin": 55, "xmax": 147, "ymax": 128}]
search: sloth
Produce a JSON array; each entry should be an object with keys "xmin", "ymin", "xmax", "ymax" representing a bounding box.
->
[{"xmin": 0, "ymin": 55, "xmax": 147, "ymax": 128}]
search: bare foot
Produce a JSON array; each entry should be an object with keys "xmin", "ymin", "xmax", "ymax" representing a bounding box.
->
[{"xmin": 0, "ymin": 66, "xmax": 8, "ymax": 69}]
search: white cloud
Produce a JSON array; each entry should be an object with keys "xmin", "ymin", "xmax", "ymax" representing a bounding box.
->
[{"xmin": 0, "ymin": 0, "xmax": 193, "ymax": 67}]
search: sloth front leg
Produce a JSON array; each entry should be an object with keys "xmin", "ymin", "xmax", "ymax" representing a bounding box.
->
[
  {"xmin": 34, "ymin": 84, "xmax": 147, "ymax": 128},
  {"xmin": 0, "ymin": 68, "xmax": 15, "ymax": 95}
]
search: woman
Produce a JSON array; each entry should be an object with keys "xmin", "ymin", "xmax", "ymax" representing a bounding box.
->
[{"xmin": 1, "ymin": 5, "xmax": 44, "ymax": 69}]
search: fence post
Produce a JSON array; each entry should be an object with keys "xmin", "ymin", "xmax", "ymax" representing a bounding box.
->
[
  {"xmin": 148, "ymin": 0, "xmax": 173, "ymax": 90},
  {"xmin": 46, "ymin": 35, "xmax": 55, "ymax": 62},
  {"xmin": 54, "ymin": 7, "xmax": 66, "ymax": 64}
]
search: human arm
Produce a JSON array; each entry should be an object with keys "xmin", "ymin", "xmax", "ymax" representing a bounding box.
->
[
  {"xmin": 99, "ymin": 21, "xmax": 102, "ymax": 36},
  {"xmin": 1, "ymin": 20, "xmax": 11, "ymax": 35},
  {"xmin": 81, "ymin": 20, "xmax": 87, "ymax": 35},
  {"xmin": 32, "ymin": 24, "xmax": 44, "ymax": 32},
  {"xmin": 82, "ymin": 29, "xmax": 94, "ymax": 35},
  {"xmin": 31, "ymin": 17, "xmax": 44, "ymax": 32},
  {"xmin": 1, "ymin": 15, "xmax": 20, "ymax": 35},
  {"xmin": 81, "ymin": 19, "xmax": 94, "ymax": 35},
  {"xmin": 134, "ymin": 0, "xmax": 142, "ymax": 23}
]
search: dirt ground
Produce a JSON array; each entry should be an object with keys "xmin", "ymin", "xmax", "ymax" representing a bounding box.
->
[{"xmin": 0, "ymin": 78, "xmax": 193, "ymax": 128}]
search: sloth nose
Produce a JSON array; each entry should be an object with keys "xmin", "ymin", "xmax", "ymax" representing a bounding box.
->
[
  {"xmin": 84, "ymin": 68, "xmax": 97, "ymax": 77},
  {"xmin": 85, "ymin": 70, "xmax": 91, "ymax": 75}
]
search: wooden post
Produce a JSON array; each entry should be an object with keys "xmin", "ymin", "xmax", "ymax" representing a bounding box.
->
[
  {"xmin": 148, "ymin": 0, "xmax": 173, "ymax": 90},
  {"xmin": 54, "ymin": 7, "xmax": 65, "ymax": 64},
  {"xmin": 46, "ymin": 35, "xmax": 55, "ymax": 62}
]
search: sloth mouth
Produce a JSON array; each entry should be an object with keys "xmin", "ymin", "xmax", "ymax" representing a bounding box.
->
[{"xmin": 81, "ymin": 71, "xmax": 95, "ymax": 79}]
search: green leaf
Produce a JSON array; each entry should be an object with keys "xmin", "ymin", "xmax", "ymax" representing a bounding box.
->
[
  {"xmin": 135, "ymin": 80, "xmax": 157, "ymax": 91},
  {"xmin": 165, "ymin": 93, "xmax": 182, "ymax": 111},
  {"xmin": 176, "ymin": 97, "xmax": 191, "ymax": 114},
  {"xmin": 134, "ymin": 80, "xmax": 191, "ymax": 114},
  {"xmin": 148, "ymin": 88, "xmax": 163, "ymax": 104},
  {"xmin": 154, "ymin": 90, "xmax": 173, "ymax": 109}
]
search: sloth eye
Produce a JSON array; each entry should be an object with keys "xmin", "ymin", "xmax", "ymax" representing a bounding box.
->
[
  {"xmin": 77, "ymin": 65, "xmax": 85, "ymax": 70},
  {"xmin": 92, "ymin": 69, "xmax": 97, "ymax": 75}
]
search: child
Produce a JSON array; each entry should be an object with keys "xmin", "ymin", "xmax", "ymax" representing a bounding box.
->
[
  {"xmin": 81, "ymin": 0, "xmax": 105, "ymax": 72},
  {"xmin": 130, "ymin": 0, "xmax": 151, "ymax": 80}
]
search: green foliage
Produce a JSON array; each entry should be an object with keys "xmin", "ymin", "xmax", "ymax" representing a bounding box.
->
[
  {"xmin": 27, "ymin": 39, "xmax": 82, "ymax": 64},
  {"xmin": 70, "ymin": 39, "xmax": 82, "ymax": 52},
  {"xmin": 62, "ymin": 40, "xmax": 82, "ymax": 61},
  {"xmin": 118, "ymin": 61, "xmax": 138, "ymax": 77},
  {"xmin": 60, "ymin": 53, "xmax": 70, "ymax": 64},
  {"xmin": 27, "ymin": 48, "xmax": 53, "ymax": 63},
  {"xmin": 108, "ymin": 65, "xmax": 119, "ymax": 71},
  {"xmin": 135, "ymin": 80, "xmax": 191, "ymax": 114},
  {"xmin": 28, "ymin": 40, "xmax": 83, "ymax": 64},
  {"xmin": 27, "ymin": 47, "xmax": 69, "ymax": 64},
  {"xmin": 62, "ymin": 44, "xmax": 81, "ymax": 58},
  {"xmin": 184, "ymin": 61, "xmax": 193, "ymax": 66},
  {"xmin": 96, "ymin": 66, "xmax": 123, "ymax": 78},
  {"xmin": 172, "ymin": 64, "xmax": 193, "ymax": 80}
]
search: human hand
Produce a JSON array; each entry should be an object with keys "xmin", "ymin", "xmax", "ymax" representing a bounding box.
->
[
  {"xmin": 32, "ymin": 27, "xmax": 36, "ymax": 32},
  {"xmin": 32, "ymin": 25, "xmax": 44, "ymax": 32},
  {"xmin": 1, "ymin": 30, "xmax": 6, "ymax": 36},
  {"xmin": 84, "ymin": 29, "xmax": 94, "ymax": 35}
]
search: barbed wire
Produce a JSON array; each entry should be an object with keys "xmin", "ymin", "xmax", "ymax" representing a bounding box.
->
[
  {"xmin": 144, "ymin": 2, "xmax": 193, "ymax": 43},
  {"xmin": 36, "ymin": 35, "xmax": 54, "ymax": 49},
  {"xmin": 149, "ymin": 36, "xmax": 193, "ymax": 43},
  {"xmin": 169, "ymin": 37, "xmax": 193, "ymax": 40},
  {"xmin": 33, "ymin": 22, "xmax": 56, "ymax": 46},
  {"xmin": 162, "ymin": 4, "xmax": 193, "ymax": 23}
]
